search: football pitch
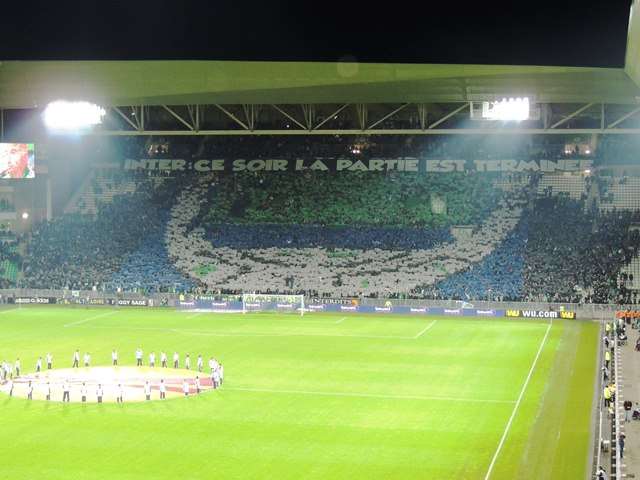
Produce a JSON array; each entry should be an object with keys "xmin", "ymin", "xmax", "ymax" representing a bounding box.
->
[{"xmin": 0, "ymin": 306, "xmax": 598, "ymax": 480}]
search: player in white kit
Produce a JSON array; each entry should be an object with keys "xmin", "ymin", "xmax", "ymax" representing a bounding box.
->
[
  {"xmin": 144, "ymin": 381, "xmax": 152, "ymax": 400},
  {"xmin": 112, "ymin": 349, "xmax": 118, "ymax": 366},
  {"xmin": 135, "ymin": 348, "xmax": 143, "ymax": 367},
  {"xmin": 197, "ymin": 355, "xmax": 203, "ymax": 372},
  {"xmin": 159, "ymin": 379, "xmax": 166, "ymax": 399},
  {"xmin": 182, "ymin": 380, "xmax": 189, "ymax": 397},
  {"xmin": 149, "ymin": 352, "xmax": 156, "ymax": 368},
  {"xmin": 173, "ymin": 352, "xmax": 179, "ymax": 369},
  {"xmin": 161, "ymin": 351, "xmax": 167, "ymax": 368},
  {"xmin": 116, "ymin": 384, "xmax": 124, "ymax": 403},
  {"xmin": 62, "ymin": 381, "xmax": 70, "ymax": 402},
  {"xmin": 83, "ymin": 352, "xmax": 90, "ymax": 367}
]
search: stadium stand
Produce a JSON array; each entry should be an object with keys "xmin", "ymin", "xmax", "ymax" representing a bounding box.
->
[
  {"xmin": 65, "ymin": 168, "xmax": 138, "ymax": 215},
  {"xmin": 14, "ymin": 136, "xmax": 640, "ymax": 303},
  {"xmin": 536, "ymin": 173, "xmax": 587, "ymax": 200},
  {"xmin": 599, "ymin": 177, "xmax": 640, "ymax": 211},
  {"xmin": 23, "ymin": 175, "xmax": 194, "ymax": 292},
  {"xmin": 166, "ymin": 172, "xmax": 524, "ymax": 297}
]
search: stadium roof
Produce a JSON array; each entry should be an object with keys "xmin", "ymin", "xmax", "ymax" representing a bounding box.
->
[{"xmin": 0, "ymin": 60, "xmax": 639, "ymax": 109}]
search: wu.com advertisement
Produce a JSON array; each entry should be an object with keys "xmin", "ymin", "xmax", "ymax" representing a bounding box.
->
[{"xmin": 506, "ymin": 309, "xmax": 576, "ymax": 319}]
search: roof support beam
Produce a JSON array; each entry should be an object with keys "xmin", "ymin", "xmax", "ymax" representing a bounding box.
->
[
  {"xmin": 356, "ymin": 104, "xmax": 368, "ymax": 130},
  {"xmin": 92, "ymin": 127, "xmax": 640, "ymax": 136},
  {"xmin": 187, "ymin": 105, "xmax": 201, "ymax": 131},
  {"xmin": 270, "ymin": 104, "xmax": 306, "ymax": 130},
  {"xmin": 301, "ymin": 104, "xmax": 315, "ymax": 130},
  {"xmin": 607, "ymin": 106, "xmax": 640, "ymax": 129},
  {"xmin": 213, "ymin": 104, "xmax": 249, "ymax": 130},
  {"xmin": 112, "ymin": 107, "xmax": 140, "ymax": 131},
  {"xmin": 367, "ymin": 103, "xmax": 410, "ymax": 130},
  {"xmin": 313, "ymin": 104, "xmax": 350, "ymax": 130},
  {"xmin": 243, "ymin": 104, "xmax": 259, "ymax": 131},
  {"xmin": 428, "ymin": 103, "xmax": 469, "ymax": 129},
  {"xmin": 162, "ymin": 105, "xmax": 194, "ymax": 131},
  {"xmin": 417, "ymin": 104, "xmax": 428, "ymax": 130},
  {"xmin": 548, "ymin": 103, "xmax": 594, "ymax": 129}
]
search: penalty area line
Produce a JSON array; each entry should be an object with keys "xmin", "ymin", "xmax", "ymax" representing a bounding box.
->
[
  {"xmin": 224, "ymin": 386, "xmax": 516, "ymax": 404},
  {"xmin": 64, "ymin": 310, "xmax": 119, "ymax": 327},
  {"xmin": 335, "ymin": 317, "xmax": 347, "ymax": 324},
  {"xmin": 483, "ymin": 320, "xmax": 553, "ymax": 480}
]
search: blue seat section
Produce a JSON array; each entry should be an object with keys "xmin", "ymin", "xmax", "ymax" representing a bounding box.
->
[
  {"xmin": 207, "ymin": 223, "xmax": 454, "ymax": 250},
  {"xmin": 430, "ymin": 220, "xmax": 528, "ymax": 301},
  {"xmin": 108, "ymin": 229, "xmax": 195, "ymax": 294}
]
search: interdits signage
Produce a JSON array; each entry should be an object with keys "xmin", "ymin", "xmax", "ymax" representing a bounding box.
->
[{"xmin": 124, "ymin": 158, "xmax": 592, "ymax": 174}]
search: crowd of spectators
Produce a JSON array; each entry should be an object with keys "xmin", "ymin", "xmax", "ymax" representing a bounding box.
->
[
  {"xmin": 22, "ymin": 177, "xmax": 193, "ymax": 292},
  {"xmin": 208, "ymin": 224, "xmax": 452, "ymax": 250},
  {"xmin": 522, "ymin": 199, "xmax": 640, "ymax": 303},
  {"xmin": 202, "ymin": 171, "xmax": 499, "ymax": 228},
  {"xmin": 15, "ymin": 133, "xmax": 640, "ymax": 302},
  {"xmin": 166, "ymin": 174, "xmax": 523, "ymax": 298}
]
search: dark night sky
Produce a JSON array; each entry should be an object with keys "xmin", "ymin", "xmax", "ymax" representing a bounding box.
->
[{"xmin": 0, "ymin": 0, "xmax": 633, "ymax": 67}]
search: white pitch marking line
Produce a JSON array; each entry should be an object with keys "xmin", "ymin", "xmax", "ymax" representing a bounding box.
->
[
  {"xmin": 483, "ymin": 320, "xmax": 553, "ymax": 480},
  {"xmin": 0, "ymin": 308, "xmax": 20, "ymax": 315},
  {"xmin": 64, "ymin": 310, "xmax": 119, "ymax": 327},
  {"xmin": 224, "ymin": 386, "xmax": 516, "ymax": 404},
  {"xmin": 75, "ymin": 324, "xmax": 417, "ymax": 340},
  {"xmin": 414, "ymin": 320, "xmax": 438, "ymax": 338},
  {"xmin": 335, "ymin": 317, "xmax": 347, "ymax": 324}
]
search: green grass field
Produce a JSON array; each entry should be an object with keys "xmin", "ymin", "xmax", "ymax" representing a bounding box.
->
[{"xmin": 0, "ymin": 307, "xmax": 598, "ymax": 480}]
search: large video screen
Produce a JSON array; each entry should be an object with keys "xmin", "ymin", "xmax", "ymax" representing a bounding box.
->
[{"xmin": 0, "ymin": 143, "xmax": 35, "ymax": 179}]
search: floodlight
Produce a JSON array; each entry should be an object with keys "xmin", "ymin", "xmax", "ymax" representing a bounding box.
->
[
  {"xmin": 482, "ymin": 97, "xmax": 530, "ymax": 121},
  {"xmin": 43, "ymin": 101, "xmax": 106, "ymax": 131},
  {"xmin": 21, "ymin": 212, "xmax": 29, "ymax": 220}
]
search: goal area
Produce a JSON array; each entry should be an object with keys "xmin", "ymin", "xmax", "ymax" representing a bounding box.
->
[
  {"xmin": 242, "ymin": 294, "xmax": 305, "ymax": 316},
  {"xmin": 176, "ymin": 294, "xmax": 304, "ymax": 315}
]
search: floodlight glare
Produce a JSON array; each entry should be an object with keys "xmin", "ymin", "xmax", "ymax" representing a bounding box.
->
[
  {"xmin": 43, "ymin": 101, "xmax": 106, "ymax": 131},
  {"xmin": 21, "ymin": 212, "xmax": 29, "ymax": 220},
  {"xmin": 482, "ymin": 97, "xmax": 530, "ymax": 121}
]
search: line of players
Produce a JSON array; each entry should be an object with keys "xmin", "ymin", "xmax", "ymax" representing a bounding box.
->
[
  {"xmin": 1, "ymin": 348, "xmax": 224, "ymax": 403},
  {"xmin": 1, "ymin": 349, "xmax": 223, "ymax": 378},
  {"xmin": 6, "ymin": 371, "xmax": 223, "ymax": 403}
]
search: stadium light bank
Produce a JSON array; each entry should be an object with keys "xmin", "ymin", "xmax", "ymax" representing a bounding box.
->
[
  {"xmin": 482, "ymin": 97, "xmax": 530, "ymax": 121},
  {"xmin": 42, "ymin": 101, "xmax": 106, "ymax": 132}
]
